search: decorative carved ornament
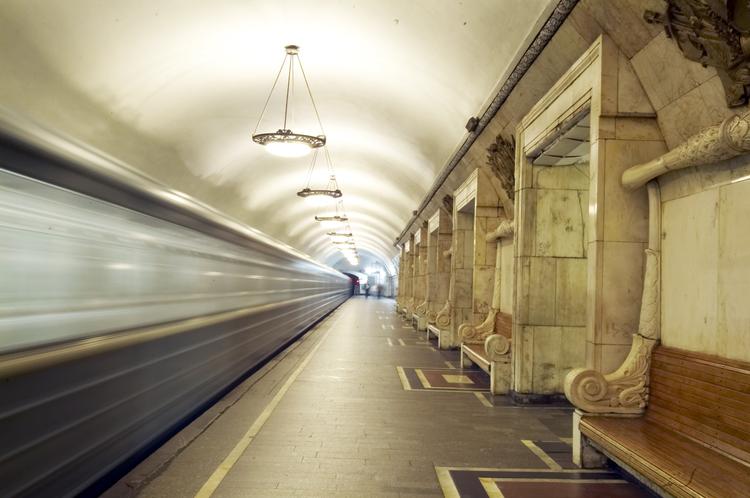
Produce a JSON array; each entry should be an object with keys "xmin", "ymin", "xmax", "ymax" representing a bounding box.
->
[
  {"xmin": 459, "ymin": 309, "xmax": 498, "ymax": 344},
  {"xmin": 435, "ymin": 300, "xmax": 451, "ymax": 328},
  {"xmin": 486, "ymin": 219, "xmax": 515, "ymax": 241},
  {"xmin": 645, "ymin": 1, "xmax": 750, "ymax": 107},
  {"xmin": 564, "ymin": 335, "xmax": 658, "ymax": 414},
  {"xmin": 415, "ymin": 300, "xmax": 429, "ymax": 317},
  {"xmin": 442, "ymin": 194, "xmax": 454, "ymax": 217},
  {"xmin": 487, "ymin": 135, "xmax": 516, "ymax": 200},
  {"xmin": 622, "ymin": 109, "xmax": 750, "ymax": 189},
  {"xmin": 485, "ymin": 334, "xmax": 511, "ymax": 361},
  {"xmin": 565, "ymin": 183, "xmax": 662, "ymax": 415}
]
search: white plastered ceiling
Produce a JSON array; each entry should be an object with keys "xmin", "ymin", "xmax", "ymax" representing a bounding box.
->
[{"xmin": 0, "ymin": 0, "xmax": 555, "ymax": 273}]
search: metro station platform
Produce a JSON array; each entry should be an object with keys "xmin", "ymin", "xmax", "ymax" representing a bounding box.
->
[{"xmin": 104, "ymin": 298, "xmax": 654, "ymax": 498}]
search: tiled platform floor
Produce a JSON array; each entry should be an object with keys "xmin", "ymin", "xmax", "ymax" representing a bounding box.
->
[{"xmin": 106, "ymin": 297, "xmax": 655, "ymax": 498}]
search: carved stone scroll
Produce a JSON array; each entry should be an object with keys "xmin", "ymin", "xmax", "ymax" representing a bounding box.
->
[
  {"xmin": 485, "ymin": 333, "xmax": 511, "ymax": 360},
  {"xmin": 459, "ymin": 309, "xmax": 498, "ymax": 344},
  {"xmin": 622, "ymin": 110, "xmax": 750, "ymax": 189},
  {"xmin": 565, "ymin": 182, "xmax": 662, "ymax": 415},
  {"xmin": 564, "ymin": 335, "xmax": 657, "ymax": 414},
  {"xmin": 435, "ymin": 300, "xmax": 451, "ymax": 328},
  {"xmin": 645, "ymin": 1, "xmax": 750, "ymax": 107}
]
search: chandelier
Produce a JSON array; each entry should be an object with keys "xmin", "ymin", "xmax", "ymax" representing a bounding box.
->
[
  {"xmin": 297, "ymin": 148, "xmax": 342, "ymax": 205},
  {"xmin": 252, "ymin": 45, "xmax": 325, "ymax": 157}
]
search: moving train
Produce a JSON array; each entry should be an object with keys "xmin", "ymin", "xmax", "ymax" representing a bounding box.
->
[{"xmin": 0, "ymin": 110, "xmax": 351, "ymax": 497}]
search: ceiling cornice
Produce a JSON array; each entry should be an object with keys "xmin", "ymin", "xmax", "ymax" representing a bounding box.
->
[{"xmin": 395, "ymin": 0, "xmax": 579, "ymax": 246}]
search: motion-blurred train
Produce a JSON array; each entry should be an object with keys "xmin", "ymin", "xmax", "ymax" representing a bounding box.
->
[{"xmin": 0, "ymin": 110, "xmax": 351, "ymax": 497}]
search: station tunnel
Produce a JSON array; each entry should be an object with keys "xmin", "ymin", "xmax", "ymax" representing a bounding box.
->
[{"xmin": 2, "ymin": 1, "xmax": 750, "ymax": 497}]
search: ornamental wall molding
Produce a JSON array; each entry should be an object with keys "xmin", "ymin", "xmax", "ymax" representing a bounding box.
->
[
  {"xmin": 394, "ymin": 0, "xmax": 578, "ymax": 247},
  {"xmin": 645, "ymin": 1, "xmax": 750, "ymax": 107},
  {"xmin": 486, "ymin": 219, "xmax": 515, "ymax": 241},
  {"xmin": 622, "ymin": 110, "xmax": 750, "ymax": 189},
  {"xmin": 565, "ymin": 182, "xmax": 662, "ymax": 415}
]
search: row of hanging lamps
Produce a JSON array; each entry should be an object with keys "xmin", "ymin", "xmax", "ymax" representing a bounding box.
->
[
  {"xmin": 252, "ymin": 45, "xmax": 326, "ymax": 157},
  {"xmin": 253, "ymin": 45, "xmax": 359, "ymax": 266}
]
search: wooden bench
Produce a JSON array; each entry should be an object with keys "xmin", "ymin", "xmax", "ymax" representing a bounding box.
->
[
  {"xmin": 426, "ymin": 324, "xmax": 441, "ymax": 344},
  {"xmin": 579, "ymin": 346, "xmax": 750, "ymax": 498},
  {"xmin": 459, "ymin": 311, "xmax": 512, "ymax": 395}
]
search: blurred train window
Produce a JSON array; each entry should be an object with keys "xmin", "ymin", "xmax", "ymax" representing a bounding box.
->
[{"xmin": 0, "ymin": 169, "xmax": 342, "ymax": 353}]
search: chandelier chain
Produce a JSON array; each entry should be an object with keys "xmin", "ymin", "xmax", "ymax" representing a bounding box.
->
[{"xmin": 253, "ymin": 54, "xmax": 289, "ymax": 136}]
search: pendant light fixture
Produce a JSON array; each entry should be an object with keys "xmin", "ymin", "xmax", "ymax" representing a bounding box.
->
[
  {"xmin": 252, "ymin": 45, "xmax": 325, "ymax": 157},
  {"xmin": 297, "ymin": 148, "xmax": 342, "ymax": 205}
]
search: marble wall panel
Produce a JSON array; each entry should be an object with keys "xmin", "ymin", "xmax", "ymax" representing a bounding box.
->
[
  {"xmin": 586, "ymin": 342, "xmax": 633, "ymax": 375},
  {"xmin": 662, "ymin": 188, "xmax": 720, "ymax": 355},
  {"xmin": 535, "ymin": 189, "xmax": 587, "ymax": 258},
  {"xmin": 602, "ymin": 139, "xmax": 665, "ymax": 242},
  {"xmin": 630, "ymin": 32, "xmax": 716, "ymax": 112},
  {"xmin": 533, "ymin": 164, "xmax": 589, "ymax": 190},
  {"xmin": 531, "ymin": 326, "xmax": 563, "ymax": 393},
  {"xmin": 717, "ymin": 180, "xmax": 750, "ymax": 361},
  {"xmin": 616, "ymin": 50, "xmax": 653, "ymax": 115},
  {"xmin": 578, "ymin": 0, "xmax": 662, "ymax": 58},
  {"xmin": 600, "ymin": 241, "xmax": 646, "ymax": 345},
  {"xmin": 655, "ymin": 76, "xmax": 738, "ymax": 150},
  {"xmin": 660, "ymin": 172, "xmax": 750, "ymax": 364},
  {"xmin": 555, "ymin": 258, "xmax": 588, "ymax": 327}
]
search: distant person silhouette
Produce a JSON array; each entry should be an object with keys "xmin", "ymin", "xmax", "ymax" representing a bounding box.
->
[
  {"xmin": 376, "ymin": 284, "xmax": 383, "ymax": 299},
  {"xmin": 364, "ymin": 283, "xmax": 370, "ymax": 299}
]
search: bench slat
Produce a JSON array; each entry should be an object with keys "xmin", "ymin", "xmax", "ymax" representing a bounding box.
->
[
  {"xmin": 581, "ymin": 347, "xmax": 750, "ymax": 498},
  {"xmin": 581, "ymin": 416, "xmax": 750, "ymax": 498}
]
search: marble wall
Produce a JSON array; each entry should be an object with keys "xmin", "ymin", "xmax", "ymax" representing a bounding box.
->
[
  {"xmin": 413, "ymin": 224, "xmax": 428, "ymax": 312},
  {"xmin": 448, "ymin": 168, "xmax": 504, "ymax": 347},
  {"xmin": 660, "ymin": 159, "xmax": 750, "ymax": 363},
  {"xmin": 515, "ymin": 161, "xmax": 589, "ymax": 394},
  {"xmin": 426, "ymin": 209, "xmax": 452, "ymax": 322},
  {"xmin": 451, "ymin": 208, "xmax": 474, "ymax": 345}
]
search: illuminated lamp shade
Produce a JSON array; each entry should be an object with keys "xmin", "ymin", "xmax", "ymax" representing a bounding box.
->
[{"xmin": 251, "ymin": 45, "xmax": 326, "ymax": 157}]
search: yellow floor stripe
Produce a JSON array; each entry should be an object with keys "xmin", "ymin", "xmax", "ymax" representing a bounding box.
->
[
  {"xmin": 415, "ymin": 368, "xmax": 433, "ymax": 388},
  {"xmin": 474, "ymin": 391, "xmax": 493, "ymax": 407},
  {"xmin": 521, "ymin": 439, "xmax": 562, "ymax": 471},
  {"xmin": 194, "ymin": 319, "xmax": 336, "ymax": 498},
  {"xmin": 396, "ymin": 366, "xmax": 411, "ymax": 390}
]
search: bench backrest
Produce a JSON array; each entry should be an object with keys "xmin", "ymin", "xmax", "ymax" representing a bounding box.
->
[
  {"xmin": 495, "ymin": 311, "xmax": 512, "ymax": 339},
  {"xmin": 647, "ymin": 346, "xmax": 750, "ymax": 464}
]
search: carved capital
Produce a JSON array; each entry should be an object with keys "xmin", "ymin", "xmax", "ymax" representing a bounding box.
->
[
  {"xmin": 459, "ymin": 309, "xmax": 497, "ymax": 344},
  {"xmin": 484, "ymin": 333, "xmax": 511, "ymax": 361},
  {"xmin": 564, "ymin": 335, "xmax": 657, "ymax": 414},
  {"xmin": 435, "ymin": 300, "xmax": 451, "ymax": 329},
  {"xmin": 426, "ymin": 309, "xmax": 437, "ymax": 324}
]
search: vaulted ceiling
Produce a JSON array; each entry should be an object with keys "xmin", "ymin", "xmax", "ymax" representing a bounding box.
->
[{"xmin": 0, "ymin": 0, "xmax": 556, "ymax": 273}]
